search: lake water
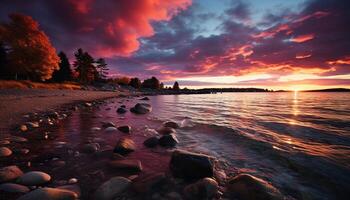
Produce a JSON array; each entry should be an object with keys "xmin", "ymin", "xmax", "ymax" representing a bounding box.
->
[{"xmin": 147, "ymin": 92, "xmax": 350, "ymax": 199}]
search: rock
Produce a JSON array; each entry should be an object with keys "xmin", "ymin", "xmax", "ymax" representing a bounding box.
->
[
  {"xmin": 164, "ymin": 121, "xmax": 180, "ymax": 129},
  {"xmin": 140, "ymin": 97, "xmax": 150, "ymax": 100},
  {"xmin": 143, "ymin": 137, "xmax": 159, "ymax": 148},
  {"xmin": 82, "ymin": 143, "xmax": 100, "ymax": 154},
  {"xmin": 18, "ymin": 171, "xmax": 51, "ymax": 186},
  {"xmin": 104, "ymin": 127, "xmax": 118, "ymax": 132},
  {"xmin": 0, "ymin": 165, "xmax": 23, "ymax": 183},
  {"xmin": 130, "ymin": 103, "xmax": 152, "ymax": 114},
  {"xmin": 116, "ymin": 107, "xmax": 127, "ymax": 114},
  {"xmin": 85, "ymin": 102, "xmax": 92, "ymax": 107},
  {"xmin": 158, "ymin": 134, "xmax": 179, "ymax": 147},
  {"xmin": 118, "ymin": 125, "xmax": 131, "ymax": 133},
  {"xmin": 91, "ymin": 127, "xmax": 101, "ymax": 131},
  {"xmin": 184, "ymin": 178, "xmax": 218, "ymax": 199},
  {"xmin": 113, "ymin": 138, "xmax": 135, "ymax": 155},
  {"xmin": 157, "ymin": 127, "xmax": 176, "ymax": 135},
  {"xmin": 0, "ymin": 183, "xmax": 30, "ymax": 193},
  {"xmin": 14, "ymin": 148, "xmax": 30, "ymax": 155},
  {"xmin": 68, "ymin": 178, "xmax": 78, "ymax": 184},
  {"xmin": 25, "ymin": 122, "xmax": 39, "ymax": 128},
  {"xmin": 94, "ymin": 177, "xmax": 131, "ymax": 200},
  {"xmin": 17, "ymin": 187, "xmax": 78, "ymax": 200},
  {"xmin": 10, "ymin": 136, "xmax": 28, "ymax": 143},
  {"xmin": 0, "ymin": 147, "xmax": 12, "ymax": 157},
  {"xmin": 102, "ymin": 121, "xmax": 116, "ymax": 128},
  {"xmin": 226, "ymin": 174, "xmax": 283, "ymax": 200},
  {"xmin": 50, "ymin": 160, "xmax": 66, "ymax": 168},
  {"xmin": 58, "ymin": 184, "xmax": 81, "ymax": 198},
  {"xmin": 170, "ymin": 150, "xmax": 214, "ymax": 180},
  {"xmin": 20, "ymin": 125, "xmax": 28, "ymax": 132},
  {"xmin": 109, "ymin": 160, "xmax": 142, "ymax": 172},
  {"xmin": 120, "ymin": 105, "xmax": 126, "ymax": 108},
  {"xmin": 0, "ymin": 140, "xmax": 10, "ymax": 145},
  {"xmin": 132, "ymin": 173, "xmax": 165, "ymax": 193}
]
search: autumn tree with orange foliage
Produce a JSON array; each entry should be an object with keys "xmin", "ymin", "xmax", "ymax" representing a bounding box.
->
[{"xmin": 0, "ymin": 13, "xmax": 59, "ymax": 81}]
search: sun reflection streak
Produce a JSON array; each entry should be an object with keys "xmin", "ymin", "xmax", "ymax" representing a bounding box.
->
[{"xmin": 292, "ymin": 91, "xmax": 299, "ymax": 116}]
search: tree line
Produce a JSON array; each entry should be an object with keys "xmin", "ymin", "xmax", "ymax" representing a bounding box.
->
[{"xmin": 0, "ymin": 13, "xmax": 181, "ymax": 90}]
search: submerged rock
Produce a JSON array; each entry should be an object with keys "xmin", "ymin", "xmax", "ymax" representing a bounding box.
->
[
  {"xmin": 113, "ymin": 138, "xmax": 136, "ymax": 155},
  {"xmin": 0, "ymin": 147, "xmax": 12, "ymax": 157},
  {"xmin": 226, "ymin": 174, "xmax": 283, "ymax": 200},
  {"xmin": 184, "ymin": 178, "xmax": 218, "ymax": 199},
  {"xmin": 117, "ymin": 107, "xmax": 127, "ymax": 114},
  {"xmin": 94, "ymin": 177, "xmax": 131, "ymax": 200},
  {"xmin": 0, "ymin": 165, "xmax": 23, "ymax": 183},
  {"xmin": 18, "ymin": 171, "xmax": 51, "ymax": 186},
  {"xmin": 102, "ymin": 121, "xmax": 116, "ymax": 128},
  {"xmin": 10, "ymin": 136, "xmax": 28, "ymax": 143},
  {"xmin": 109, "ymin": 160, "xmax": 143, "ymax": 172},
  {"xmin": 132, "ymin": 173, "xmax": 165, "ymax": 193},
  {"xmin": 143, "ymin": 137, "xmax": 159, "ymax": 148},
  {"xmin": 82, "ymin": 143, "xmax": 100, "ymax": 154},
  {"xmin": 170, "ymin": 150, "xmax": 214, "ymax": 180},
  {"xmin": 159, "ymin": 134, "xmax": 179, "ymax": 147},
  {"xmin": 0, "ymin": 183, "xmax": 30, "ymax": 193},
  {"xmin": 130, "ymin": 103, "xmax": 152, "ymax": 114},
  {"xmin": 13, "ymin": 148, "xmax": 30, "ymax": 155},
  {"xmin": 164, "ymin": 121, "xmax": 180, "ymax": 129},
  {"xmin": 157, "ymin": 127, "xmax": 176, "ymax": 135},
  {"xmin": 118, "ymin": 125, "xmax": 131, "ymax": 133},
  {"xmin": 104, "ymin": 127, "xmax": 118, "ymax": 132},
  {"xmin": 17, "ymin": 187, "xmax": 78, "ymax": 200}
]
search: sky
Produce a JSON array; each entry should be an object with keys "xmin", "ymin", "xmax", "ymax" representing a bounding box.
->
[{"xmin": 1, "ymin": 0, "xmax": 350, "ymax": 90}]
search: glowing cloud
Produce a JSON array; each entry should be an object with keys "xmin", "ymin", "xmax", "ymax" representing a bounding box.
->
[{"xmin": 290, "ymin": 34, "xmax": 315, "ymax": 43}]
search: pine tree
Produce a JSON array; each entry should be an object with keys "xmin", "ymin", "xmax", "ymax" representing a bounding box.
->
[
  {"xmin": 73, "ymin": 48, "xmax": 96, "ymax": 84},
  {"xmin": 95, "ymin": 58, "xmax": 108, "ymax": 81},
  {"xmin": 142, "ymin": 76, "xmax": 160, "ymax": 89},
  {"xmin": 173, "ymin": 81, "xmax": 180, "ymax": 90},
  {"xmin": 52, "ymin": 51, "xmax": 72, "ymax": 82},
  {"xmin": 129, "ymin": 77, "xmax": 141, "ymax": 89}
]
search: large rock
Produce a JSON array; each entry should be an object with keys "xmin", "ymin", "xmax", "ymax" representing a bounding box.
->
[
  {"xmin": 0, "ymin": 165, "xmax": 23, "ymax": 183},
  {"xmin": 82, "ymin": 143, "xmax": 100, "ymax": 154},
  {"xmin": 0, "ymin": 183, "xmax": 30, "ymax": 193},
  {"xmin": 226, "ymin": 174, "xmax": 283, "ymax": 200},
  {"xmin": 58, "ymin": 184, "xmax": 81, "ymax": 198},
  {"xmin": 17, "ymin": 187, "xmax": 78, "ymax": 200},
  {"xmin": 18, "ymin": 171, "xmax": 51, "ymax": 186},
  {"xmin": 132, "ymin": 173, "xmax": 165, "ymax": 193},
  {"xmin": 118, "ymin": 125, "xmax": 131, "ymax": 133},
  {"xmin": 94, "ymin": 177, "xmax": 131, "ymax": 200},
  {"xmin": 184, "ymin": 178, "xmax": 218, "ymax": 199},
  {"xmin": 109, "ymin": 160, "xmax": 142, "ymax": 172},
  {"xmin": 170, "ymin": 150, "xmax": 214, "ymax": 180},
  {"xmin": 159, "ymin": 134, "xmax": 179, "ymax": 147},
  {"xmin": 0, "ymin": 147, "xmax": 12, "ymax": 157},
  {"xmin": 113, "ymin": 138, "xmax": 135, "ymax": 155},
  {"xmin": 130, "ymin": 103, "xmax": 152, "ymax": 114},
  {"xmin": 116, "ymin": 107, "xmax": 127, "ymax": 114},
  {"xmin": 164, "ymin": 121, "xmax": 180, "ymax": 129},
  {"xmin": 157, "ymin": 127, "xmax": 176, "ymax": 135},
  {"xmin": 143, "ymin": 137, "xmax": 159, "ymax": 148}
]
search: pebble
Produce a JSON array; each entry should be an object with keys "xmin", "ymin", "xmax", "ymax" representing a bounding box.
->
[
  {"xmin": 13, "ymin": 148, "xmax": 30, "ymax": 155},
  {"xmin": 17, "ymin": 187, "xmax": 78, "ymax": 200},
  {"xmin": 109, "ymin": 160, "xmax": 143, "ymax": 172},
  {"xmin": 116, "ymin": 107, "xmax": 127, "ymax": 114},
  {"xmin": 0, "ymin": 147, "xmax": 12, "ymax": 157},
  {"xmin": 102, "ymin": 121, "xmax": 116, "ymax": 128},
  {"xmin": 17, "ymin": 171, "xmax": 51, "ymax": 186},
  {"xmin": 157, "ymin": 127, "xmax": 176, "ymax": 135},
  {"xmin": 164, "ymin": 121, "xmax": 180, "ymax": 129},
  {"xmin": 82, "ymin": 143, "xmax": 100, "ymax": 154},
  {"xmin": 132, "ymin": 172, "xmax": 166, "ymax": 193},
  {"xmin": 104, "ymin": 127, "xmax": 118, "ymax": 132},
  {"xmin": 143, "ymin": 136, "xmax": 159, "ymax": 148},
  {"xmin": 58, "ymin": 184, "xmax": 81, "ymax": 198},
  {"xmin": 68, "ymin": 178, "xmax": 78, "ymax": 184},
  {"xmin": 94, "ymin": 177, "xmax": 131, "ymax": 200},
  {"xmin": 91, "ymin": 127, "xmax": 101, "ymax": 131},
  {"xmin": 0, "ymin": 183, "xmax": 30, "ymax": 193},
  {"xmin": 117, "ymin": 125, "xmax": 131, "ymax": 133},
  {"xmin": 0, "ymin": 165, "xmax": 23, "ymax": 183},
  {"xmin": 10, "ymin": 136, "xmax": 28, "ymax": 143},
  {"xmin": 184, "ymin": 178, "xmax": 218, "ymax": 199},
  {"xmin": 159, "ymin": 134, "xmax": 179, "ymax": 147},
  {"xmin": 0, "ymin": 140, "xmax": 10, "ymax": 145},
  {"xmin": 20, "ymin": 125, "xmax": 28, "ymax": 132},
  {"xmin": 113, "ymin": 138, "xmax": 136, "ymax": 155}
]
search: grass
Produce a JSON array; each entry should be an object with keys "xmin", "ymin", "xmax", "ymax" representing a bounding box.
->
[{"xmin": 0, "ymin": 80, "xmax": 81, "ymax": 90}]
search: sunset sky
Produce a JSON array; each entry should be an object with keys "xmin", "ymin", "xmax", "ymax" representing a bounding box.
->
[{"xmin": 1, "ymin": 0, "xmax": 349, "ymax": 90}]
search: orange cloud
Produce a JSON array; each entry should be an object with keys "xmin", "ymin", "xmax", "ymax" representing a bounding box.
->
[
  {"xmin": 296, "ymin": 53, "xmax": 312, "ymax": 59},
  {"xmin": 290, "ymin": 34, "xmax": 315, "ymax": 43},
  {"xmin": 327, "ymin": 57, "xmax": 350, "ymax": 65}
]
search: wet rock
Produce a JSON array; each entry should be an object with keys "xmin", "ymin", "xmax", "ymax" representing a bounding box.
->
[
  {"xmin": 143, "ymin": 137, "xmax": 159, "ymax": 148},
  {"xmin": 0, "ymin": 183, "xmax": 30, "ymax": 193},
  {"xmin": 102, "ymin": 121, "xmax": 116, "ymax": 128},
  {"xmin": 50, "ymin": 160, "xmax": 66, "ymax": 168},
  {"xmin": 104, "ymin": 127, "xmax": 118, "ymax": 132},
  {"xmin": 226, "ymin": 174, "xmax": 283, "ymax": 200},
  {"xmin": 68, "ymin": 178, "xmax": 78, "ymax": 184},
  {"xmin": 109, "ymin": 160, "xmax": 143, "ymax": 172},
  {"xmin": 130, "ymin": 103, "xmax": 152, "ymax": 114},
  {"xmin": 10, "ymin": 136, "xmax": 28, "ymax": 143},
  {"xmin": 20, "ymin": 124, "xmax": 28, "ymax": 132},
  {"xmin": 58, "ymin": 184, "xmax": 81, "ymax": 198},
  {"xmin": 17, "ymin": 187, "xmax": 78, "ymax": 200},
  {"xmin": 214, "ymin": 170, "xmax": 227, "ymax": 184},
  {"xmin": 170, "ymin": 150, "xmax": 214, "ymax": 180},
  {"xmin": 157, "ymin": 127, "xmax": 176, "ymax": 135},
  {"xmin": 118, "ymin": 125, "xmax": 131, "ymax": 133},
  {"xmin": 91, "ymin": 127, "xmax": 101, "ymax": 131},
  {"xmin": 94, "ymin": 176, "xmax": 131, "ymax": 200},
  {"xmin": 0, "ymin": 140, "xmax": 10, "ymax": 145},
  {"xmin": 0, "ymin": 147, "xmax": 12, "ymax": 157},
  {"xmin": 132, "ymin": 173, "xmax": 166, "ymax": 193},
  {"xmin": 113, "ymin": 138, "xmax": 135, "ymax": 155},
  {"xmin": 82, "ymin": 143, "xmax": 100, "ymax": 154},
  {"xmin": 164, "ymin": 121, "xmax": 180, "ymax": 129},
  {"xmin": 18, "ymin": 171, "xmax": 51, "ymax": 186},
  {"xmin": 140, "ymin": 97, "xmax": 150, "ymax": 100},
  {"xmin": 25, "ymin": 122, "xmax": 39, "ymax": 129},
  {"xmin": 85, "ymin": 102, "xmax": 93, "ymax": 107},
  {"xmin": 117, "ymin": 107, "xmax": 127, "ymax": 114},
  {"xmin": 159, "ymin": 134, "xmax": 179, "ymax": 147},
  {"xmin": 120, "ymin": 105, "xmax": 126, "ymax": 108},
  {"xmin": 13, "ymin": 148, "xmax": 30, "ymax": 155},
  {"xmin": 184, "ymin": 178, "xmax": 218, "ymax": 199},
  {"xmin": 0, "ymin": 165, "xmax": 23, "ymax": 183}
]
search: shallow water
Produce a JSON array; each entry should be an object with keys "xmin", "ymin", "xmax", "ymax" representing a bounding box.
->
[
  {"xmin": 2, "ymin": 92, "xmax": 350, "ymax": 199},
  {"xmin": 148, "ymin": 92, "xmax": 350, "ymax": 199}
]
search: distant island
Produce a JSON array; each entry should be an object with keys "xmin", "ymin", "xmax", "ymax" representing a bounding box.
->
[{"xmin": 303, "ymin": 88, "xmax": 350, "ymax": 92}]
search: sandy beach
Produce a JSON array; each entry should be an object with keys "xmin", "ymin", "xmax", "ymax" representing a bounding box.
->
[{"xmin": 0, "ymin": 89, "xmax": 122, "ymax": 131}]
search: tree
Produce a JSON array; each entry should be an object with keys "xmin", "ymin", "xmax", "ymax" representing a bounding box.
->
[
  {"xmin": 95, "ymin": 58, "xmax": 108, "ymax": 81},
  {"xmin": 160, "ymin": 82, "xmax": 164, "ymax": 90},
  {"xmin": 115, "ymin": 76, "xmax": 130, "ymax": 85},
  {"xmin": 52, "ymin": 51, "xmax": 72, "ymax": 82},
  {"xmin": 0, "ymin": 42, "xmax": 8, "ymax": 79},
  {"xmin": 73, "ymin": 48, "xmax": 96, "ymax": 84},
  {"xmin": 173, "ymin": 81, "xmax": 180, "ymax": 90},
  {"xmin": 142, "ymin": 76, "xmax": 160, "ymax": 89},
  {"xmin": 0, "ymin": 13, "xmax": 59, "ymax": 81},
  {"xmin": 129, "ymin": 77, "xmax": 141, "ymax": 89}
]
